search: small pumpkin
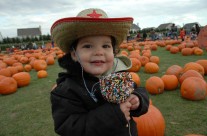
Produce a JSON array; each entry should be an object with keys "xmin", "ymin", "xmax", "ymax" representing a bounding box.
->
[
  {"xmin": 130, "ymin": 72, "xmax": 140, "ymax": 87},
  {"xmin": 37, "ymin": 70, "xmax": 48, "ymax": 78}
]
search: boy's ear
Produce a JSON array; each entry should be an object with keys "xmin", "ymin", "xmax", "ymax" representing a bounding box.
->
[{"xmin": 70, "ymin": 51, "xmax": 78, "ymax": 62}]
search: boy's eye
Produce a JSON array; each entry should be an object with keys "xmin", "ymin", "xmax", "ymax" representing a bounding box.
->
[
  {"xmin": 103, "ymin": 44, "xmax": 112, "ymax": 48},
  {"xmin": 83, "ymin": 44, "xmax": 92, "ymax": 48}
]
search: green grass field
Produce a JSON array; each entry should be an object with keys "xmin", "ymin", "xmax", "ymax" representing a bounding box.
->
[{"xmin": 0, "ymin": 46, "xmax": 207, "ymax": 136}]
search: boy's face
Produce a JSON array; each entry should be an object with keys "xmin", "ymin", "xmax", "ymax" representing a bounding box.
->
[{"xmin": 71, "ymin": 35, "xmax": 114, "ymax": 77}]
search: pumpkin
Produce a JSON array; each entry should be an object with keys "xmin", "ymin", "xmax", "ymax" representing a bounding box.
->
[
  {"xmin": 144, "ymin": 62, "xmax": 159, "ymax": 74},
  {"xmin": 12, "ymin": 72, "xmax": 31, "ymax": 87},
  {"xmin": 161, "ymin": 75, "xmax": 178, "ymax": 90},
  {"xmin": 165, "ymin": 65, "xmax": 183, "ymax": 78},
  {"xmin": 133, "ymin": 105, "xmax": 165, "ymax": 136},
  {"xmin": 196, "ymin": 59, "xmax": 207, "ymax": 75},
  {"xmin": 24, "ymin": 64, "xmax": 32, "ymax": 72},
  {"xmin": 149, "ymin": 56, "xmax": 160, "ymax": 64},
  {"xmin": 0, "ymin": 77, "xmax": 17, "ymax": 95},
  {"xmin": 19, "ymin": 56, "xmax": 29, "ymax": 64},
  {"xmin": 193, "ymin": 48, "xmax": 203, "ymax": 55},
  {"xmin": 7, "ymin": 66, "xmax": 19, "ymax": 76},
  {"xmin": 145, "ymin": 76, "xmax": 164, "ymax": 94},
  {"xmin": 180, "ymin": 77, "xmax": 207, "ymax": 100},
  {"xmin": 170, "ymin": 46, "xmax": 179, "ymax": 54},
  {"xmin": 181, "ymin": 48, "xmax": 193, "ymax": 56},
  {"xmin": 37, "ymin": 70, "xmax": 48, "ymax": 78},
  {"xmin": 0, "ymin": 68, "xmax": 12, "ymax": 77},
  {"xmin": 130, "ymin": 72, "xmax": 140, "ymax": 87},
  {"xmin": 179, "ymin": 70, "xmax": 204, "ymax": 85},
  {"xmin": 138, "ymin": 56, "xmax": 149, "ymax": 66},
  {"xmin": 182, "ymin": 62, "xmax": 204, "ymax": 76},
  {"xmin": 33, "ymin": 60, "xmax": 47, "ymax": 71},
  {"xmin": 127, "ymin": 58, "xmax": 141, "ymax": 72}
]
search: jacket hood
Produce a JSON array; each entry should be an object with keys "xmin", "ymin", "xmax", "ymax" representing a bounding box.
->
[{"xmin": 102, "ymin": 55, "xmax": 132, "ymax": 76}]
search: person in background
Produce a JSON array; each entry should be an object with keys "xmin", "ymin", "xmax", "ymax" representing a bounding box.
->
[
  {"xmin": 50, "ymin": 8, "xmax": 149, "ymax": 136},
  {"xmin": 195, "ymin": 23, "xmax": 200, "ymax": 36},
  {"xmin": 150, "ymin": 28, "xmax": 156, "ymax": 41},
  {"xmin": 51, "ymin": 40, "xmax": 54, "ymax": 48},
  {"xmin": 142, "ymin": 31, "xmax": 147, "ymax": 41},
  {"xmin": 191, "ymin": 27, "xmax": 196, "ymax": 40},
  {"xmin": 171, "ymin": 23, "xmax": 178, "ymax": 40},
  {"xmin": 179, "ymin": 28, "xmax": 185, "ymax": 41}
]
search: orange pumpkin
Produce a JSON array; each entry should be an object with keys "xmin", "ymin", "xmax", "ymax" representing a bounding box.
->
[
  {"xmin": 0, "ymin": 68, "xmax": 12, "ymax": 77},
  {"xmin": 144, "ymin": 62, "xmax": 159, "ymax": 74},
  {"xmin": 12, "ymin": 72, "xmax": 31, "ymax": 87},
  {"xmin": 24, "ymin": 64, "xmax": 32, "ymax": 72},
  {"xmin": 180, "ymin": 77, "xmax": 206, "ymax": 100},
  {"xmin": 0, "ymin": 77, "xmax": 17, "ymax": 95},
  {"xmin": 196, "ymin": 59, "xmax": 207, "ymax": 75},
  {"xmin": 161, "ymin": 75, "xmax": 178, "ymax": 90},
  {"xmin": 179, "ymin": 70, "xmax": 204, "ymax": 85},
  {"xmin": 133, "ymin": 105, "xmax": 165, "ymax": 136},
  {"xmin": 181, "ymin": 48, "xmax": 193, "ymax": 56},
  {"xmin": 145, "ymin": 76, "xmax": 164, "ymax": 94},
  {"xmin": 7, "ymin": 66, "xmax": 19, "ymax": 76},
  {"xmin": 149, "ymin": 56, "xmax": 160, "ymax": 64},
  {"xmin": 33, "ymin": 60, "xmax": 47, "ymax": 71},
  {"xmin": 127, "ymin": 58, "xmax": 141, "ymax": 72},
  {"xmin": 46, "ymin": 56, "xmax": 55, "ymax": 65},
  {"xmin": 182, "ymin": 62, "xmax": 204, "ymax": 76},
  {"xmin": 165, "ymin": 65, "xmax": 183, "ymax": 78},
  {"xmin": 37, "ymin": 70, "xmax": 48, "ymax": 78},
  {"xmin": 130, "ymin": 72, "xmax": 140, "ymax": 87},
  {"xmin": 170, "ymin": 46, "xmax": 179, "ymax": 54}
]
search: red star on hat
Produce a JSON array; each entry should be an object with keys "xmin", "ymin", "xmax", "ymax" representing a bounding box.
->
[{"xmin": 87, "ymin": 10, "xmax": 102, "ymax": 18}]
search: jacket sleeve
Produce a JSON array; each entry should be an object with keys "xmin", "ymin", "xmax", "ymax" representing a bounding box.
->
[
  {"xmin": 51, "ymin": 89, "xmax": 129, "ymax": 136},
  {"xmin": 130, "ymin": 87, "xmax": 149, "ymax": 117}
]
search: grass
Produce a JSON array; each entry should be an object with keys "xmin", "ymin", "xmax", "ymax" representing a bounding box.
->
[{"xmin": 0, "ymin": 46, "xmax": 207, "ymax": 136}]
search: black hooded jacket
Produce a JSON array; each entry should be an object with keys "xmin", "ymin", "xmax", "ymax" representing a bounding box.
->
[{"xmin": 50, "ymin": 57, "xmax": 149, "ymax": 136}]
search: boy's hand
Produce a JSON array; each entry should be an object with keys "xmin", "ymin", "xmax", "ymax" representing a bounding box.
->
[
  {"xmin": 120, "ymin": 101, "xmax": 131, "ymax": 121},
  {"xmin": 127, "ymin": 94, "xmax": 140, "ymax": 110}
]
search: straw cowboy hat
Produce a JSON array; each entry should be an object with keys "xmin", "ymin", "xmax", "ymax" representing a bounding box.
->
[{"xmin": 51, "ymin": 8, "xmax": 133, "ymax": 53}]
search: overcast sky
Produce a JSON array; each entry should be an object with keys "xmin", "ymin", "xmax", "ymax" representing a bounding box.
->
[{"xmin": 0, "ymin": 0, "xmax": 207, "ymax": 38}]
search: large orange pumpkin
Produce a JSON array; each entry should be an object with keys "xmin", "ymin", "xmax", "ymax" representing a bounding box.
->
[
  {"xmin": 133, "ymin": 105, "xmax": 165, "ymax": 136},
  {"xmin": 180, "ymin": 77, "xmax": 207, "ymax": 100},
  {"xmin": 0, "ymin": 77, "xmax": 17, "ymax": 95},
  {"xmin": 145, "ymin": 76, "xmax": 164, "ymax": 94},
  {"xmin": 179, "ymin": 70, "xmax": 204, "ymax": 85},
  {"xmin": 33, "ymin": 60, "xmax": 47, "ymax": 71},
  {"xmin": 182, "ymin": 62, "xmax": 204, "ymax": 76},
  {"xmin": 12, "ymin": 72, "xmax": 31, "ymax": 87}
]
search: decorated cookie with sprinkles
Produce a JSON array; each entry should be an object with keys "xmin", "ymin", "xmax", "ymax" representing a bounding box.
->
[{"xmin": 99, "ymin": 72, "xmax": 135, "ymax": 103}]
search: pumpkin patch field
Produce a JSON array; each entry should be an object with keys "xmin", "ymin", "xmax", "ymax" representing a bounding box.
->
[{"xmin": 0, "ymin": 39, "xmax": 207, "ymax": 136}]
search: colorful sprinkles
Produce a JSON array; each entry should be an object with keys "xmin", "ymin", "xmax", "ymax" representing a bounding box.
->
[{"xmin": 99, "ymin": 72, "xmax": 134, "ymax": 103}]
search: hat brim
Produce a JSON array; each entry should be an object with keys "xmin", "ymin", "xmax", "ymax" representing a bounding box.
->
[{"xmin": 51, "ymin": 17, "xmax": 133, "ymax": 53}]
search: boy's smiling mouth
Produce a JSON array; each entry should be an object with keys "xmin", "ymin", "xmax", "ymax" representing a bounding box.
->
[{"xmin": 91, "ymin": 60, "xmax": 105, "ymax": 66}]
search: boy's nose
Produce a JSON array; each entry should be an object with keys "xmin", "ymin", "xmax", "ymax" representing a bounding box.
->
[{"xmin": 94, "ymin": 47, "xmax": 104, "ymax": 55}]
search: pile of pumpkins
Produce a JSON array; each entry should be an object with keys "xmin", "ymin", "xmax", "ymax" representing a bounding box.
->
[{"xmin": 0, "ymin": 47, "xmax": 64, "ymax": 95}]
